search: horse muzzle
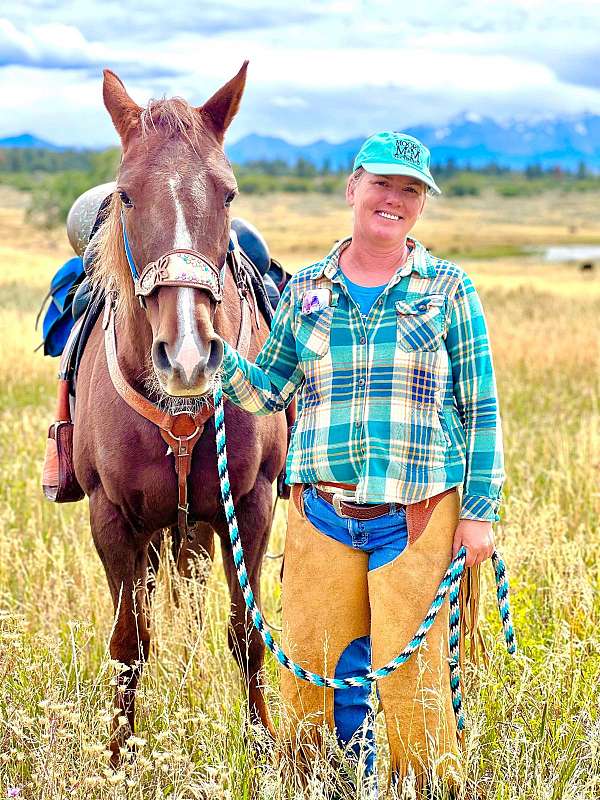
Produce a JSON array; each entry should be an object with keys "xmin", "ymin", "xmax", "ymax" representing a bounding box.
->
[{"xmin": 152, "ymin": 333, "xmax": 224, "ymax": 397}]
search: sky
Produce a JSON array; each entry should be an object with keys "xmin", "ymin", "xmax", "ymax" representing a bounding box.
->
[{"xmin": 1, "ymin": 0, "xmax": 599, "ymax": 147}]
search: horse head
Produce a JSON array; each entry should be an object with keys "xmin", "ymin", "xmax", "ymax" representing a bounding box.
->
[{"xmin": 96, "ymin": 63, "xmax": 247, "ymax": 398}]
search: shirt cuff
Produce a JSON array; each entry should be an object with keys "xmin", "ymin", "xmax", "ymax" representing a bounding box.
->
[
  {"xmin": 220, "ymin": 342, "xmax": 239, "ymax": 380},
  {"xmin": 460, "ymin": 494, "xmax": 500, "ymax": 522}
]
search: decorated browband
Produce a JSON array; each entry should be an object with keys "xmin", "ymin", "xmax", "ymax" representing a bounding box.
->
[{"xmin": 135, "ymin": 250, "xmax": 224, "ymax": 302}]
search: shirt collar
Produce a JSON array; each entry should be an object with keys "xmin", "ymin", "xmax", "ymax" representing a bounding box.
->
[{"xmin": 310, "ymin": 236, "xmax": 436, "ymax": 281}]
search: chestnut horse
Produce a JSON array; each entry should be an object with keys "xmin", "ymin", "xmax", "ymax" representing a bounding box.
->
[{"xmin": 74, "ymin": 63, "xmax": 287, "ymax": 759}]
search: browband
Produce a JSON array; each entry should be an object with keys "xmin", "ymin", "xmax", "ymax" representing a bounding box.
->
[{"xmin": 136, "ymin": 250, "xmax": 224, "ymax": 302}]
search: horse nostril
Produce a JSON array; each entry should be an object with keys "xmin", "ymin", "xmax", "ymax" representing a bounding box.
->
[
  {"xmin": 207, "ymin": 337, "xmax": 224, "ymax": 373},
  {"xmin": 153, "ymin": 340, "xmax": 172, "ymax": 372}
]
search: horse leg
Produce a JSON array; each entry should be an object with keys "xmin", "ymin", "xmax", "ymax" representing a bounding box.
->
[
  {"xmin": 218, "ymin": 474, "xmax": 274, "ymax": 734},
  {"xmin": 89, "ymin": 488, "xmax": 151, "ymax": 765}
]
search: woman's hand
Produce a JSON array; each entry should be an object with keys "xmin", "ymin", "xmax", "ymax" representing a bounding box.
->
[{"xmin": 452, "ymin": 519, "xmax": 495, "ymax": 568}]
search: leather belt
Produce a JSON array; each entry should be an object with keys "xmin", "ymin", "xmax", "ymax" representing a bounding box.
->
[{"xmin": 314, "ymin": 486, "xmax": 398, "ymax": 520}]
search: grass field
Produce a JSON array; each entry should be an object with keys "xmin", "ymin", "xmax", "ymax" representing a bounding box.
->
[{"xmin": 1, "ymin": 185, "xmax": 599, "ymax": 799}]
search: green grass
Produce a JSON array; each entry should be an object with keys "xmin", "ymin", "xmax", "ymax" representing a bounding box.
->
[{"xmin": 439, "ymin": 244, "xmax": 529, "ymax": 261}]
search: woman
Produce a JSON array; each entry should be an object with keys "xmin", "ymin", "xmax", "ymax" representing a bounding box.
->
[{"xmin": 220, "ymin": 131, "xmax": 504, "ymax": 792}]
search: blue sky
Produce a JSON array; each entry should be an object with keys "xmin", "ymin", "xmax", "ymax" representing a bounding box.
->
[{"xmin": 1, "ymin": 1, "xmax": 599, "ymax": 147}]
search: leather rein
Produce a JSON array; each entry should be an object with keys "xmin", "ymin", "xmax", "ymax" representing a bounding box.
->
[{"xmin": 103, "ymin": 214, "xmax": 256, "ymax": 542}]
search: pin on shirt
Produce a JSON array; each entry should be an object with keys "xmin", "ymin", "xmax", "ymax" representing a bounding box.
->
[{"xmin": 301, "ymin": 289, "xmax": 332, "ymax": 315}]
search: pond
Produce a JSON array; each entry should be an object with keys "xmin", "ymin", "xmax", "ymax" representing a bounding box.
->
[{"xmin": 544, "ymin": 245, "xmax": 600, "ymax": 262}]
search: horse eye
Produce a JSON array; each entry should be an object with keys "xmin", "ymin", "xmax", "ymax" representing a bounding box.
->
[
  {"xmin": 118, "ymin": 190, "xmax": 134, "ymax": 208},
  {"xmin": 224, "ymin": 190, "xmax": 237, "ymax": 208}
]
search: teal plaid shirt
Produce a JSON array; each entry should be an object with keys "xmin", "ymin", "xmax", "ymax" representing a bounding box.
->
[{"xmin": 221, "ymin": 237, "xmax": 504, "ymax": 521}]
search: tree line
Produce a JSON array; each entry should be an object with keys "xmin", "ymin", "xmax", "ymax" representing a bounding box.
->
[{"xmin": 0, "ymin": 146, "xmax": 598, "ymax": 228}]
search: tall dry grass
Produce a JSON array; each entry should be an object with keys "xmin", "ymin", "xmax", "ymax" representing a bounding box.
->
[{"xmin": 1, "ymin": 190, "xmax": 599, "ymax": 798}]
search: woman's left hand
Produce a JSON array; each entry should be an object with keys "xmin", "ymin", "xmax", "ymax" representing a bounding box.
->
[{"xmin": 452, "ymin": 519, "xmax": 495, "ymax": 568}]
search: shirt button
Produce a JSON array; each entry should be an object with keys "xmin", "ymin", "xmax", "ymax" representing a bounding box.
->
[
  {"xmin": 359, "ymin": 336, "xmax": 366, "ymax": 345},
  {"xmin": 358, "ymin": 378, "xmax": 365, "ymax": 387},
  {"xmin": 355, "ymin": 420, "xmax": 362, "ymax": 427}
]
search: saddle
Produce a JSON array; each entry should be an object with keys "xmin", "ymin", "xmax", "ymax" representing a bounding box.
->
[{"xmin": 41, "ymin": 210, "xmax": 295, "ymax": 503}]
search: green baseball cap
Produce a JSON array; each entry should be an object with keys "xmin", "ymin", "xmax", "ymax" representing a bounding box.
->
[{"xmin": 353, "ymin": 131, "xmax": 441, "ymax": 195}]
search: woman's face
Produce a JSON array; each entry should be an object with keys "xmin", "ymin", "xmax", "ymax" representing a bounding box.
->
[{"xmin": 346, "ymin": 171, "xmax": 427, "ymax": 247}]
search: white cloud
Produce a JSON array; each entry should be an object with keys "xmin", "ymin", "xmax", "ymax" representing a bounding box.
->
[
  {"xmin": 0, "ymin": 18, "xmax": 104, "ymax": 69},
  {"xmin": 0, "ymin": 1, "xmax": 599, "ymax": 145},
  {"xmin": 270, "ymin": 96, "xmax": 308, "ymax": 109},
  {"xmin": 0, "ymin": 17, "xmax": 181, "ymax": 77},
  {"xmin": 0, "ymin": 66, "xmax": 118, "ymax": 146}
]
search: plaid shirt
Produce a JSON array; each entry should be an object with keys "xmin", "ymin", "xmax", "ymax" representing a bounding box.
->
[{"xmin": 221, "ymin": 237, "xmax": 504, "ymax": 521}]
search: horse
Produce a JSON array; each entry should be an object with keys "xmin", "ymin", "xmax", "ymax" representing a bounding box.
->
[{"xmin": 73, "ymin": 63, "xmax": 287, "ymax": 762}]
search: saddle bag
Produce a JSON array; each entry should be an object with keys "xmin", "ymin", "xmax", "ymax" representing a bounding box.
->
[{"xmin": 41, "ymin": 379, "xmax": 85, "ymax": 503}]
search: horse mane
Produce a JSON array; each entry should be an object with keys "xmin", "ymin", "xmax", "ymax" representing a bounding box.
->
[
  {"xmin": 90, "ymin": 97, "xmax": 212, "ymax": 321},
  {"xmin": 89, "ymin": 193, "xmax": 135, "ymax": 322}
]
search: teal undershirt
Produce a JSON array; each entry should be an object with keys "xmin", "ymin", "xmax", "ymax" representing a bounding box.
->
[
  {"xmin": 341, "ymin": 271, "xmax": 387, "ymax": 316},
  {"xmin": 307, "ymin": 268, "xmax": 398, "ymax": 526}
]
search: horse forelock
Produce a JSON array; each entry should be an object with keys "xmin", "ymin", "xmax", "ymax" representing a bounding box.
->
[{"xmin": 140, "ymin": 97, "xmax": 210, "ymax": 148}]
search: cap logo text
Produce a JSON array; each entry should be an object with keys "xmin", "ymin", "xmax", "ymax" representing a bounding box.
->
[{"xmin": 393, "ymin": 139, "xmax": 422, "ymax": 166}]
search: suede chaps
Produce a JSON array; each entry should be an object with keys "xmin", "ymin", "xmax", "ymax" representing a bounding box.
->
[{"xmin": 279, "ymin": 483, "xmax": 464, "ymax": 791}]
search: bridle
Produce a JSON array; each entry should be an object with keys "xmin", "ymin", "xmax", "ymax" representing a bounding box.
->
[{"xmin": 103, "ymin": 207, "xmax": 255, "ymax": 547}]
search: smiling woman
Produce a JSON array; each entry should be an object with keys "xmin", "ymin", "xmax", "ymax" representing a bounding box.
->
[{"xmin": 217, "ymin": 130, "xmax": 504, "ymax": 794}]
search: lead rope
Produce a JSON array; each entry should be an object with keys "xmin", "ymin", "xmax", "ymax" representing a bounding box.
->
[{"xmin": 213, "ymin": 375, "xmax": 516, "ymax": 731}]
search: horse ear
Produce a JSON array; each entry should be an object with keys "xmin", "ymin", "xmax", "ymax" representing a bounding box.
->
[
  {"xmin": 199, "ymin": 61, "xmax": 248, "ymax": 141},
  {"xmin": 103, "ymin": 69, "xmax": 142, "ymax": 145}
]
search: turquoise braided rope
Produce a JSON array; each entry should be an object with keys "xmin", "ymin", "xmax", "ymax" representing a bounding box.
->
[{"xmin": 213, "ymin": 376, "xmax": 516, "ymax": 726}]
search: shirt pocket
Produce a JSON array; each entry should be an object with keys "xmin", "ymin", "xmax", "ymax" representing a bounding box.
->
[
  {"xmin": 294, "ymin": 304, "xmax": 334, "ymax": 361},
  {"xmin": 395, "ymin": 294, "xmax": 446, "ymax": 352}
]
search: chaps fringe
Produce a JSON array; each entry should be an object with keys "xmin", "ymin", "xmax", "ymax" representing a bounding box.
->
[{"xmin": 458, "ymin": 564, "xmax": 489, "ymax": 673}]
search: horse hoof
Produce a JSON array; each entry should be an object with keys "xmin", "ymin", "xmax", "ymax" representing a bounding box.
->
[{"xmin": 108, "ymin": 741, "xmax": 121, "ymax": 770}]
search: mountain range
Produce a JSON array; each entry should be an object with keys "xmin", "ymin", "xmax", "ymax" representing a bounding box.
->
[
  {"xmin": 2, "ymin": 113, "xmax": 600, "ymax": 170},
  {"xmin": 226, "ymin": 114, "xmax": 600, "ymax": 171},
  {"xmin": 0, "ymin": 133, "xmax": 65, "ymax": 151}
]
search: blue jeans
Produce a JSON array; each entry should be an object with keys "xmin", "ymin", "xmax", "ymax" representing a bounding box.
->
[
  {"xmin": 302, "ymin": 486, "xmax": 408, "ymax": 571},
  {"xmin": 301, "ymin": 486, "xmax": 409, "ymax": 782}
]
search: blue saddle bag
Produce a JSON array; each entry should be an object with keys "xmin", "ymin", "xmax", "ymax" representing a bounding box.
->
[{"xmin": 37, "ymin": 256, "xmax": 85, "ymax": 357}]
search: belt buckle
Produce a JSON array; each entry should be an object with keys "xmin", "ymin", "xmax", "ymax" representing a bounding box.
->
[{"xmin": 331, "ymin": 489, "xmax": 358, "ymax": 518}]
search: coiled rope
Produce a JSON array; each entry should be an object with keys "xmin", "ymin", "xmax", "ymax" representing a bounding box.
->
[{"xmin": 213, "ymin": 375, "xmax": 516, "ymax": 731}]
